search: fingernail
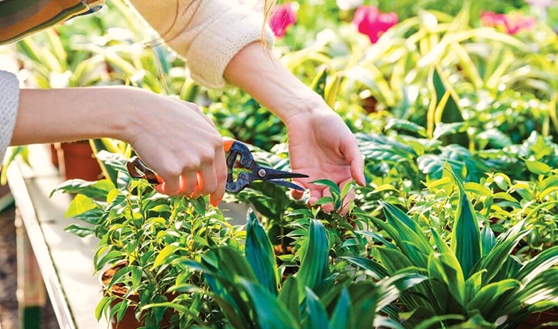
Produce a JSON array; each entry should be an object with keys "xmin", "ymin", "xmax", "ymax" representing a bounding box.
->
[{"xmin": 210, "ymin": 198, "xmax": 222, "ymax": 207}]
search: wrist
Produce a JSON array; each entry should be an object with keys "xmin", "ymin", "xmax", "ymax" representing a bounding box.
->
[
  {"xmin": 109, "ymin": 87, "xmax": 153, "ymax": 143},
  {"xmin": 276, "ymin": 89, "xmax": 329, "ymax": 123}
]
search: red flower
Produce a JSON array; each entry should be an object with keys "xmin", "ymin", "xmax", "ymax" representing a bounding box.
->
[
  {"xmin": 269, "ymin": 3, "xmax": 297, "ymax": 38},
  {"xmin": 481, "ymin": 11, "xmax": 536, "ymax": 35},
  {"xmin": 352, "ymin": 6, "xmax": 398, "ymax": 43}
]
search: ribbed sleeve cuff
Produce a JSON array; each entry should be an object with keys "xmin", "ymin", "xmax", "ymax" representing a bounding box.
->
[
  {"xmin": 183, "ymin": 1, "xmax": 274, "ymax": 89},
  {"xmin": 0, "ymin": 71, "xmax": 19, "ymax": 163}
]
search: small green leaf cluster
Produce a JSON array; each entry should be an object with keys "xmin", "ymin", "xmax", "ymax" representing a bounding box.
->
[{"xmin": 53, "ymin": 153, "xmax": 244, "ymax": 328}]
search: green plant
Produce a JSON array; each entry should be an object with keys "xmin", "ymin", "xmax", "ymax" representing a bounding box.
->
[
  {"xmin": 52, "ymin": 152, "xmax": 243, "ymax": 328},
  {"xmin": 174, "ymin": 210, "xmax": 426, "ymax": 329},
  {"xmin": 347, "ymin": 171, "xmax": 558, "ymax": 328}
]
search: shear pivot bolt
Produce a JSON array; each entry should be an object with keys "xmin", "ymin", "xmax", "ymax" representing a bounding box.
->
[{"xmin": 258, "ymin": 169, "xmax": 266, "ymax": 178}]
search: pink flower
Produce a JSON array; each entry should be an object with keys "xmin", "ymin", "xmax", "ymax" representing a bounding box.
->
[
  {"xmin": 481, "ymin": 11, "xmax": 536, "ymax": 35},
  {"xmin": 269, "ymin": 3, "xmax": 297, "ymax": 38},
  {"xmin": 352, "ymin": 6, "xmax": 398, "ymax": 43}
]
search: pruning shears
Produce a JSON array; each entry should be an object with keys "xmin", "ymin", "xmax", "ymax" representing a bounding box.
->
[{"xmin": 126, "ymin": 140, "xmax": 309, "ymax": 193}]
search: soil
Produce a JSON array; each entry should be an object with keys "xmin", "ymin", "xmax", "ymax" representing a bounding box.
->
[
  {"xmin": 0, "ymin": 205, "xmax": 59, "ymax": 329},
  {"xmin": 101, "ymin": 263, "xmax": 131, "ymax": 296}
]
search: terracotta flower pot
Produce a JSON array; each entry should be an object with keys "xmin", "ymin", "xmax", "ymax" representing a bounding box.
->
[
  {"xmin": 100, "ymin": 263, "xmax": 175, "ymax": 329},
  {"xmin": 58, "ymin": 141, "xmax": 102, "ymax": 181}
]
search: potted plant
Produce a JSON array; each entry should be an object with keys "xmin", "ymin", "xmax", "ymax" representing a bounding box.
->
[{"xmin": 53, "ymin": 152, "xmax": 244, "ymax": 329}]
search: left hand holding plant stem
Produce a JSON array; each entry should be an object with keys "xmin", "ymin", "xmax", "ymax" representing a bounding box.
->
[{"xmin": 225, "ymin": 42, "xmax": 366, "ymax": 212}]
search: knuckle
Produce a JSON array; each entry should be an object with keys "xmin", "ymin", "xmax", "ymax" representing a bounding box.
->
[
  {"xmin": 204, "ymin": 183, "xmax": 218, "ymax": 194},
  {"xmin": 217, "ymin": 169, "xmax": 228, "ymax": 182},
  {"xmin": 183, "ymin": 160, "xmax": 201, "ymax": 172},
  {"xmin": 186, "ymin": 102, "xmax": 202, "ymax": 112},
  {"xmin": 210, "ymin": 135, "xmax": 223, "ymax": 150},
  {"xmin": 160, "ymin": 164, "xmax": 182, "ymax": 178},
  {"xmin": 199, "ymin": 149, "xmax": 215, "ymax": 164}
]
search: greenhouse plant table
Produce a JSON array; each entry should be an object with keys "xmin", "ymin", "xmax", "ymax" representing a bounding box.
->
[{"xmin": 7, "ymin": 144, "xmax": 107, "ymax": 329}]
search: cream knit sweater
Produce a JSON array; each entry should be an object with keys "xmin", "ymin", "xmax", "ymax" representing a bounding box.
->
[{"xmin": 0, "ymin": 0, "xmax": 273, "ymax": 162}]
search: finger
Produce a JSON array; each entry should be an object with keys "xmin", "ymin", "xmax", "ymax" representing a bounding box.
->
[
  {"xmin": 290, "ymin": 179, "xmax": 308, "ymax": 200},
  {"xmin": 181, "ymin": 170, "xmax": 198, "ymax": 196},
  {"xmin": 307, "ymin": 184, "xmax": 325, "ymax": 205},
  {"xmin": 210, "ymin": 147, "xmax": 227, "ymax": 207},
  {"xmin": 158, "ymin": 172, "xmax": 181, "ymax": 196},
  {"xmin": 321, "ymin": 188, "xmax": 334, "ymax": 213},
  {"xmin": 341, "ymin": 137, "xmax": 366, "ymax": 186},
  {"xmin": 196, "ymin": 164, "xmax": 218, "ymax": 197}
]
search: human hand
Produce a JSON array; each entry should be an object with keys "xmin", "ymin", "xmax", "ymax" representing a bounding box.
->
[
  {"xmin": 285, "ymin": 99, "xmax": 366, "ymax": 213},
  {"xmin": 124, "ymin": 90, "xmax": 226, "ymax": 206}
]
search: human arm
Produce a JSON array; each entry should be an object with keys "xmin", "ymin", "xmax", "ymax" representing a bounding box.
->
[
  {"xmin": 0, "ymin": 71, "xmax": 19, "ymax": 165},
  {"xmin": 224, "ymin": 42, "xmax": 366, "ymax": 211},
  {"xmin": 11, "ymin": 87, "xmax": 227, "ymax": 205},
  {"xmin": 125, "ymin": 0, "xmax": 365, "ymax": 209}
]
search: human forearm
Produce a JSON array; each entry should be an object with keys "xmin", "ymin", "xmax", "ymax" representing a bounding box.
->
[
  {"xmin": 128, "ymin": 0, "xmax": 271, "ymax": 88},
  {"xmin": 224, "ymin": 42, "xmax": 324, "ymax": 122},
  {"xmin": 11, "ymin": 87, "xmax": 138, "ymax": 145}
]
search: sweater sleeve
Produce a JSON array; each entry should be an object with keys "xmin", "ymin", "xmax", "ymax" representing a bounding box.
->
[
  {"xmin": 0, "ymin": 71, "xmax": 19, "ymax": 164},
  {"xmin": 127, "ymin": 0, "xmax": 274, "ymax": 89}
]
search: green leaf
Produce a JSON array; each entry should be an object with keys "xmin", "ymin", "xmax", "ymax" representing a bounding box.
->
[
  {"xmin": 450, "ymin": 174, "xmax": 481, "ymax": 278},
  {"xmin": 107, "ymin": 266, "xmax": 132, "ymax": 291},
  {"xmin": 304, "ymin": 287, "xmax": 329, "ymax": 329},
  {"xmin": 298, "ymin": 220, "xmax": 329, "ymax": 290},
  {"xmin": 312, "ymin": 180, "xmax": 341, "ymax": 196},
  {"xmin": 311, "ymin": 66, "xmax": 328, "ymax": 98},
  {"xmin": 414, "ymin": 315, "xmax": 466, "ymax": 329},
  {"xmin": 329, "ymin": 289, "xmax": 352, "ymax": 329},
  {"xmin": 141, "ymin": 302, "xmax": 206, "ymax": 326},
  {"xmin": 95, "ymin": 297, "xmax": 112, "ymax": 321},
  {"xmin": 480, "ymin": 226, "xmax": 496, "ymax": 257},
  {"xmin": 431, "ymin": 228, "xmax": 452, "ymax": 255},
  {"xmin": 466, "ymin": 279, "xmax": 521, "ymax": 314},
  {"xmin": 385, "ymin": 118, "xmax": 428, "ymax": 137},
  {"xmin": 474, "ymin": 221, "xmax": 529, "ymax": 284},
  {"xmin": 502, "ymin": 268, "xmax": 558, "ymax": 315},
  {"xmin": 278, "ymin": 276, "xmax": 300, "ymax": 321},
  {"xmin": 514, "ymin": 246, "xmax": 558, "ymax": 284},
  {"xmin": 240, "ymin": 278, "xmax": 300, "ymax": 329},
  {"xmin": 380, "ymin": 202, "xmax": 433, "ymax": 267},
  {"xmin": 246, "ymin": 209, "xmax": 278, "ymax": 295},
  {"xmin": 65, "ymin": 195, "xmax": 98, "ymax": 218},
  {"xmin": 341, "ymin": 256, "xmax": 389, "ymax": 280},
  {"xmin": 51, "ymin": 179, "xmax": 115, "ymax": 199},
  {"xmin": 64, "ymin": 223, "xmax": 95, "ymax": 238},
  {"xmin": 153, "ymin": 245, "xmax": 177, "ymax": 269},
  {"xmin": 464, "ymin": 270, "xmax": 484, "ymax": 304},
  {"xmin": 315, "ymin": 197, "xmax": 335, "ymax": 206},
  {"xmin": 376, "ymin": 247, "xmax": 414, "ymax": 274},
  {"xmin": 427, "ymin": 253, "xmax": 465, "ymax": 305},
  {"xmin": 131, "ymin": 266, "xmax": 142, "ymax": 288},
  {"xmin": 525, "ymin": 160, "xmax": 552, "ymax": 175},
  {"xmin": 96, "ymin": 251, "xmax": 122, "ymax": 272}
]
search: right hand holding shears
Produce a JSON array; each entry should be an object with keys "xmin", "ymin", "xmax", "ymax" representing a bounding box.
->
[{"xmin": 124, "ymin": 91, "xmax": 227, "ymax": 206}]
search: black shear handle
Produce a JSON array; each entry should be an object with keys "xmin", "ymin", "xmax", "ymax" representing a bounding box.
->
[{"xmin": 126, "ymin": 157, "xmax": 163, "ymax": 185}]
